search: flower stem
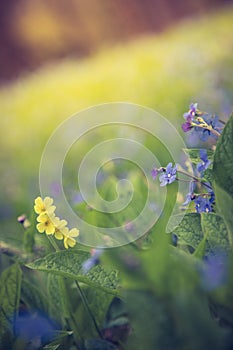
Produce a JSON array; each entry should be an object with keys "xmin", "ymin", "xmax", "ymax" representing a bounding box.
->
[
  {"xmin": 192, "ymin": 122, "xmax": 221, "ymax": 137},
  {"xmin": 47, "ymin": 235, "xmax": 102, "ymax": 339},
  {"xmin": 74, "ymin": 280, "xmax": 103, "ymax": 338},
  {"xmin": 47, "ymin": 235, "xmax": 59, "ymax": 251},
  {"xmin": 177, "ymin": 169, "xmax": 212, "ymax": 190}
]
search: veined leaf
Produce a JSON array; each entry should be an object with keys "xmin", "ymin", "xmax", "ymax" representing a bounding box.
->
[
  {"xmin": 0, "ymin": 264, "xmax": 22, "ymax": 341},
  {"xmin": 201, "ymin": 213, "xmax": 230, "ymax": 253},
  {"xmin": 27, "ymin": 250, "xmax": 119, "ymax": 295},
  {"xmin": 214, "ymin": 183, "xmax": 233, "ymax": 247},
  {"xmin": 171, "ymin": 213, "xmax": 203, "ymax": 250},
  {"xmin": 213, "ymin": 115, "xmax": 233, "ymax": 198},
  {"xmin": 21, "ymin": 278, "xmax": 49, "ymax": 315}
]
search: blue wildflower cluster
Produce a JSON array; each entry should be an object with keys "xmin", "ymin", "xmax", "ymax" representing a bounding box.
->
[
  {"xmin": 151, "ymin": 162, "xmax": 177, "ymax": 187},
  {"xmin": 151, "ymin": 103, "xmax": 221, "ymax": 214},
  {"xmin": 182, "ymin": 103, "xmax": 224, "ymax": 141}
]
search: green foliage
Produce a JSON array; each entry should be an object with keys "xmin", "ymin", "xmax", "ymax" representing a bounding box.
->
[
  {"xmin": 213, "ymin": 116, "xmax": 233, "ymax": 246},
  {"xmin": 201, "ymin": 213, "xmax": 229, "ymax": 252},
  {"xmin": 27, "ymin": 250, "xmax": 119, "ymax": 295},
  {"xmin": 21, "ymin": 278, "xmax": 49, "ymax": 315},
  {"xmin": 172, "ymin": 213, "xmax": 203, "ymax": 249},
  {"xmin": 0, "ymin": 264, "xmax": 22, "ymax": 346},
  {"xmin": 184, "ymin": 148, "xmax": 215, "ymax": 165},
  {"xmin": 214, "ymin": 184, "xmax": 233, "ymax": 246},
  {"xmin": 213, "ymin": 116, "xmax": 233, "ymax": 197}
]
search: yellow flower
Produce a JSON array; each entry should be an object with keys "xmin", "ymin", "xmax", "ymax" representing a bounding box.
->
[
  {"xmin": 34, "ymin": 196, "xmax": 56, "ymax": 216},
  {"xmin": 63, "ymin": 228, "xmax": 79, "ymax": 249},
  {"xmin": 54, "ymin": 219, "xmax": 68, "ymax": 240},
  {"xmin": 36, "ymin": 214, "xmax": 59, "ymax": 235}
]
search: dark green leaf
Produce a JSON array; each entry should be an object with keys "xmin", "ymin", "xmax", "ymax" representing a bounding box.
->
[
  {"xmin": 0, "ymin": 264, "xmax": 22, "ymax": 341},
  {"xmin": 27, "ymin": 250, "xmax": 119, "ymax": 295},
  {"xmin": 213, "ymin": 115, "xmax": 233, "ymax": 197},
  {"xmin": 214, "ymin": 183, "xmax": 233, "ymax": 247},
  {"xmin": 43, "ymin": 330, "xmax": 73, "ymax": 350},
  {"xmin": 21, "ymin": 278, "xmax": 49, "ymax": 315},
  {"xmin": 193, "ymin": 236, "xmax": 207, "ymax": 259},
  {"xmin": 201, "ymin": 213, "xmax": 230, "ymax": 253},
  {"xmin": 171, "ymin": 213, "xmax": 203, "ymax": 250},
  {"xmin": 47, "ymin": 274, "xmax": 68, "ymax": 323},
  {"xmin": 85, "ymin": 339, "xmax": 118, "ymax": 350}
]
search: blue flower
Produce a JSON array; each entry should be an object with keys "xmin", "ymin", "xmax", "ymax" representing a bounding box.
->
[
  {"xmin": 159, "ymin": 163, "xmax": 177, "ymax": 187},
  {"xmin": 206, "ymin": 184, "xmax": 215, "ymax": 204},
  {"xmin": 196, "ymin": 149, "xmax": 211, "ymax": 174},
  {"xmin": 194, "ymin": 196, "xmax": 212, "ymax": 213},
  {"xmin": 182, "ymin": 181, "xmax": 196, "ymax": 206},
  {"xmin": 196, "ymin": 115, "xmax": 222, "ymax": 141}
]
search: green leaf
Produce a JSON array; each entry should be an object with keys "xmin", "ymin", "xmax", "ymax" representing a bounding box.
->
[
  {"xmin": 184, "ymin": 148, "xmax": 214, "ymax": 165},
  {"xmin": 193, "ymin": 236, "xmax": 207, "ymax": 259},
  {"xmin": 42, "ymin": 330, "xmax": 73, "ymax": 350},
  {"xmin": 214, "ymin": 183, "xmax": 233, "ymax": 247},
  {"xmin": 171, "ymin": 213, "xmax": 203, "ymax": 250},
  {"xmin": 26, "ymin": 250, "xmax": 119, "ymax": 295},
  {"xmin": 85, "ymin": 339, "xmax": 118, "ymax": 350},
  {"xmin": 213, "ymin": 115, "xmax": 233, "ymax": 198},
  {"xmin": 201, "ymin": 213, "xmax": 230, "ymax": 253},
  {"xmin": 21, "ymin": 278, "xmax": 49, "ymax": 315},
  {"xmin": 0, "ymin": 264, "xmax": 22, "ymax": 341},
  {"xmin": 47, "ymin": 274, "xmax": 68, "ymax": 323}
]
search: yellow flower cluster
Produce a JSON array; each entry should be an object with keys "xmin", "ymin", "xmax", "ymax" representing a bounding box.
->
[{"xmin": 34, "ymin": 196, "xmax": 79, "ymax": 249}]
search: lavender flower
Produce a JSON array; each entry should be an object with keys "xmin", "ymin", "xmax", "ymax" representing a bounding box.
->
[
  {"xmin": 196, "ymin": 149, "xmax": 211, "ymax": 174},
  {"xmin": 159, "ymin": 163, "xmax": 177, "ymax": 186},
  {"xmin": 194, "ymin": 196, "xmax": 213, "ymax": 213}
]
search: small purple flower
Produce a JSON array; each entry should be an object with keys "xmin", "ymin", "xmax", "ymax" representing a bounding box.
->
[
  {"xmin": 151, "ymin": 168, "xmax": 159, "ymax": 180},
  {"xmin": 82, "ymin": 248, "xmax": 103, "ymax": 274},
  {"xmin": 159, "ymin": 162, "xmax": 177, "ymax": 187},
  {"xmin": 196, "ymin": 149, "xmax": 211, "ymax": 174},
  {"xmin": 183, "ymin": 103, "xmax": 198, "ymax": 120},
  {"xmin": 194, "ymin": 196, "xmax": 212, "ymax": 213},
  {"xmin": 182, "ymin": 116, "xmax": 193, "ymax": 132}
]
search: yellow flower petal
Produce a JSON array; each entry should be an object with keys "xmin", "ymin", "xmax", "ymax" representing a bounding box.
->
[
  {"xmin": 45, "ymin": 223, "xmax": 55, "ymax": 235},
  {"xmin": 63, "ymin": 234, "xmax": 76, "ymax": 249},
  {"xmin": 34, "ymin": 196, "xmax": 56, "ymax": 215},
  {"xmin": 36, "ymin": 222, "xmax": 45, "ymax": 233},
  {"xmin": 44, "ymin": 197, "xmax": 54, "ymax": 207},
  {"xmin": 68, "ymin": 228, "xmax": 79, "ymax": 238},
  {"xmin": 54, "ymin": 231, "xmax": 63, "ymax": 240}
]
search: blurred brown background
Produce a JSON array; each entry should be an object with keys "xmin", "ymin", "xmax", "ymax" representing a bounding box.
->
[{"xmin": 0, "ymin": 0, "xmax": 231, "ymax": 84}]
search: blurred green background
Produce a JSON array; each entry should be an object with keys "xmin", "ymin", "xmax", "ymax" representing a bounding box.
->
[{"xmin": 0, "ymin": 0, "xmax": 232, "ymax": 239}]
